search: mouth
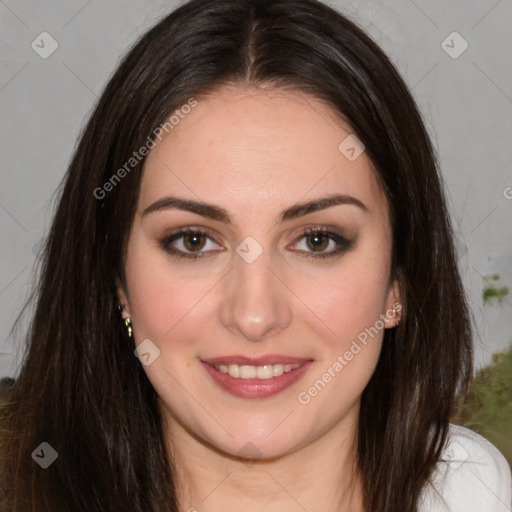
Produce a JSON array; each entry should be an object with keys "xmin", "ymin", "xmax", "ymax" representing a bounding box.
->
[
  {"xmin": 200, "ymin": 356, "xmax": 313, "ymax": 399},
  {"xmin": 212, "ymin": 362, "xmax": 304, "ymax": 379}
]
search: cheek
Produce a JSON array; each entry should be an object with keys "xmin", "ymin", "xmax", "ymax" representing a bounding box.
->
[
  {"xmin": 123, "ymin": 239, "xmax": 203, "ymax": 342},
  {"xmin": 292, "ymin": 251, "xmax": 391, "ymax": 403},
  {"xmin": 297, "ymin": 254, "xmax": 390, "ymax": 346},
  {"xmin": 295, "ymin": 263, "xmax": 388, "ymax": 414}
]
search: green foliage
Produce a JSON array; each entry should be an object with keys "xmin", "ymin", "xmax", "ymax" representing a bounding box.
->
[
  {"xmin": 454, "ymin": 345, "xmax": 512, "ymax": 467},
  {"xmin": 482, "ymin": 274, "xmax": 510, "ymax": 305}
]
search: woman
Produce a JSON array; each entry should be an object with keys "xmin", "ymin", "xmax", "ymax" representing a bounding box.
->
[{"xmin": 0, "ymin": 0, "xmax": 510, "ymax": 511}]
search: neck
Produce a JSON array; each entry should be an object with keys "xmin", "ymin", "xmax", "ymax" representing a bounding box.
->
[{"xmin": 161, "ymin": 402, "xmax": 364, "ymax": 512}]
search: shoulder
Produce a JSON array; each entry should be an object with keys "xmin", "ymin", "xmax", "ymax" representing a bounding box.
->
[{"xmin": 418, "ymin": 423, "xmax": 512, "ymax": 512}]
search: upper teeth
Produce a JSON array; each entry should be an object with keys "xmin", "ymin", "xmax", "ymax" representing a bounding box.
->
[{"xmin": 213, "ymin": 363, "xmax": 302, "ymax": 379}]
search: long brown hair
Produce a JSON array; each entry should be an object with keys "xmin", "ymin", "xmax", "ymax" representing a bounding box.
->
[{"xmin": 0, "ymin": 1, "xmax": 473, "ymax": 510}]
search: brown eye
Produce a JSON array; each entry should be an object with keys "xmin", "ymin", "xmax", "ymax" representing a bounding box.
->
[
  {"xmin": 160, "ymin": 228, "xmax": 223, "ymax": 260},
  {"xmin": 183, "ymin": 232, "xmax": 207, "ymax": 252},
  {"xmin": 289, "ymin": 227, "xmax": 355, "ymax": 259},
  {"xmin": 305, "ymin": 232, "xmax": 329, "ymax": 252}
]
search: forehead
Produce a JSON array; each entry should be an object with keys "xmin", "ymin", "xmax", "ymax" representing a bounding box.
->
[{"xmin": 139, "ymin": 86, "xmax": 388, "ymax": 222}]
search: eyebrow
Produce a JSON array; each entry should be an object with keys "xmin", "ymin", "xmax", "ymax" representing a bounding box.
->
[{"xmin": 142, "ymin": 193, "xmax": 369, "ymax": 223}]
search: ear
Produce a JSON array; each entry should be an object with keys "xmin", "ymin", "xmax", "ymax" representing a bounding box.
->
[
  {"xmin": 115, "ymin": 278, "xmax": 131, "ymax": 320},
  {"xmin": 384, "ymin": 277, "xmax": 403, "ymax": 328}
]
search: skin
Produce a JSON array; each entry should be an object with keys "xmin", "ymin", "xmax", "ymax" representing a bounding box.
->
[{"xmin": 118, "ymin": 85, "xmax": 402, "ymax": 512}]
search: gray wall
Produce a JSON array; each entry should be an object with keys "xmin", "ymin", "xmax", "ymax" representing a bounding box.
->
[{"xmin": 1, "ymin": 0, "xmax": 511, "ymax": 378}]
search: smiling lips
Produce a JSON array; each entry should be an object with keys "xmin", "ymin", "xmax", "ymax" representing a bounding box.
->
[
  {"xmin": 201, "ymin": 355, "xmax": 313, "ymax": 398},
  {"xmin": 214, "ymin": 362, "xmax": 302, "ymax": 379},
  {"xmin": 202, "ymin": 355, "xmax": 311, "ymax": 379}
]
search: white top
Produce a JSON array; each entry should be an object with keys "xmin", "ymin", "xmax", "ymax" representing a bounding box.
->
[{"xmin": 418, "ymin": 423, "xmax": 512, "ymax": 512}]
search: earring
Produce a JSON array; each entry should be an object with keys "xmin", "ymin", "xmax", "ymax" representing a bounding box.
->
[
  {"xmin": 392, "ymin": 305, "xmax": 401, "ymax": 327},
  {"xmin": 124, "ymin": 317, "xmax": 133, "ymax": 338},
  {"xmin": 119, "ymin": 304, "xmax": 133, "ymax": 338}
]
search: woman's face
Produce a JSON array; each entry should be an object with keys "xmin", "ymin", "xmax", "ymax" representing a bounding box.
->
[{"xmin": 118, "ymin": 86, "xmax": 401, "ymax": 460}]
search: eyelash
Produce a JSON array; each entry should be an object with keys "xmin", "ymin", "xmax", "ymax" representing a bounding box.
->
[{"xmin": 160, "ymin": 226, "xmax": 354, "ymax": 261}]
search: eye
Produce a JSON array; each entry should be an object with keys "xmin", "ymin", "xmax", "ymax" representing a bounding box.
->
[
  {"xmin": 289, "ymin": 227, "xmax": 354, "ymax": 259},
  {"xmin": 160, "ymin": 228, "xmax": 223, "ymax": 260},
  {"xmin": 160, "ymin": 226, "xmax": 354, "ymax": 261}
]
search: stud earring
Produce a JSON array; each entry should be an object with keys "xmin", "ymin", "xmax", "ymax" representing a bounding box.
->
[{"xmin": 392, "ymin": 305, "xmax": 401, "ymax": 327}]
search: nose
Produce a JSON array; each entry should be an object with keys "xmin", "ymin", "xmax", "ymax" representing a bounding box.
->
[{"xmin": 219, "ymin": 244, "xmax": 293, "ymax": 342}]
